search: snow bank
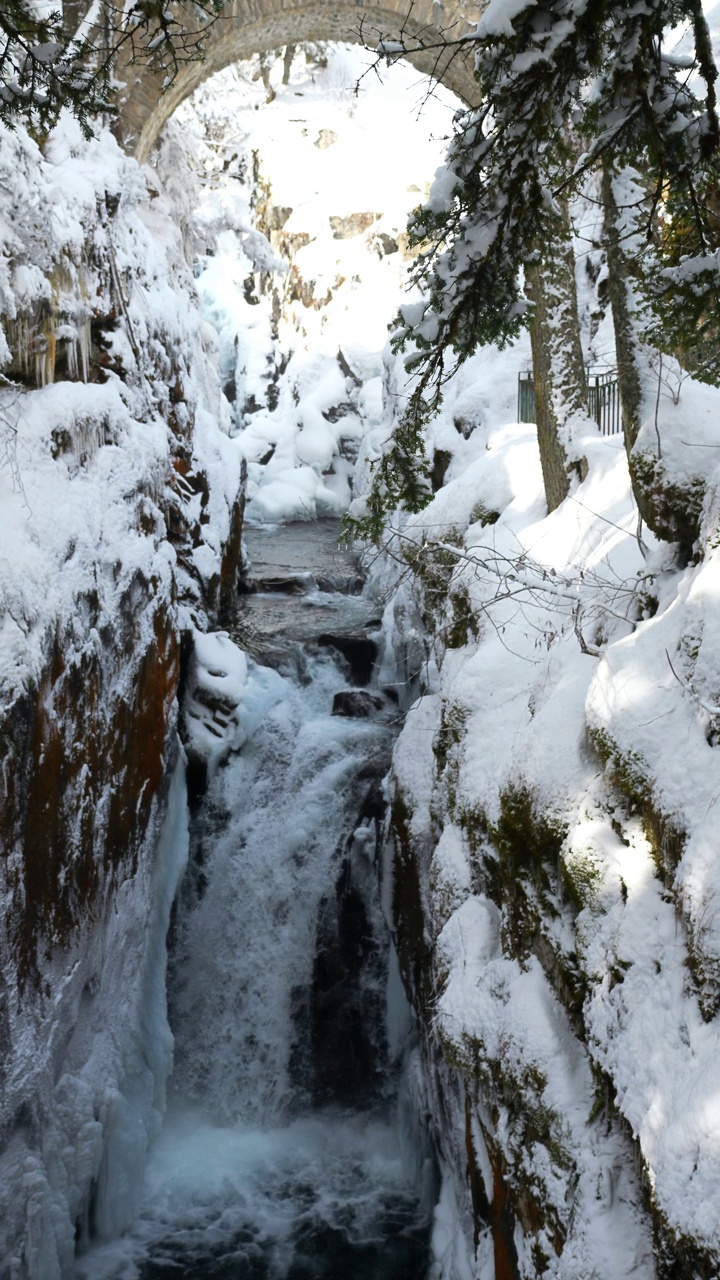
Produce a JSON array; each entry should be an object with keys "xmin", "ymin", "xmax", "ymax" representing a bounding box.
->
[{"xmin": 379, "ymin": 299, "xmax": 720, "ymax": 1271}]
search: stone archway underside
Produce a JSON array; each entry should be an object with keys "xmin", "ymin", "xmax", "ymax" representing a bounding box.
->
[{"xmin": 117, "ymin": 0, "xmax": 482, "ymax": 162}]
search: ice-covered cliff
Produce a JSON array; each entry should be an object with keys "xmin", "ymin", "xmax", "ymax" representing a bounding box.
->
[{"xmin": 0, "ymin": 113, "xmax": 244, "ymax": 1276}]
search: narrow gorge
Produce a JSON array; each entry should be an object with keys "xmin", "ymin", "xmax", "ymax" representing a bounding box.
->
[
  {"xmin": 71, "ymin": 519, "xmax": 434, "ymax": 1279},
  {"xmin": 3, "ymin": 29, "xmax": 720, "ymax": 1280}
]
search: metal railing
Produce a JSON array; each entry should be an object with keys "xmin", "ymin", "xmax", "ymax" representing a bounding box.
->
[
  {"xmin": 517, "ymin": 370, "xmax": 536, "ymax": 424},
  {"xmin": 518, "ymin": 368, "xmax": 622, "ymax": 437},
  {"xmin": 587, "ymin": 370, "xmax": 621, "ymax": 436}
]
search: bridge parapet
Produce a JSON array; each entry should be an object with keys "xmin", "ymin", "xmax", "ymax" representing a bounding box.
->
[{"xmin": 110, "ymin": 0, "xmax": 481, "ymax": 162}]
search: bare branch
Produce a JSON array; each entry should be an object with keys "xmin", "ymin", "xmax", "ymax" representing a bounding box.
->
[{"xmin": 666, "ymin": 648, "xmax": 720, "ymax": 715}]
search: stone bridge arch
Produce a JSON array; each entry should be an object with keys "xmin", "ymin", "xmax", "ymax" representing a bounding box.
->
[{"xmin": 117, "ymin": 0, "xmax": 482, "ymax": 163}]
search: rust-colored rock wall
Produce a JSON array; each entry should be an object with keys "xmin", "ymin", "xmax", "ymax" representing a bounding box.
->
[{"xmin": 1, "ymin": 580, "xmax": 179, "ymax": 989}]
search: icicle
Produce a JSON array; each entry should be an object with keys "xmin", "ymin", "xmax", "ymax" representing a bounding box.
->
[
  {"xmin": 79, "ymin": 315, "xmax": 91, "ymax": 383},
  {"xmin": 91, "ymin": 756, "xmax": 189, "ymax": 1240},
  {"xmin": 33, "ymin": 326, "xmax": 55, "ymax": 388},
  {"xmin": 56, "ymin": 323, "xmax": 80, "ymax": 380}
]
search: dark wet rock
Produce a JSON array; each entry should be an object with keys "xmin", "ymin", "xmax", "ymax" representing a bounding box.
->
[
  {"xmin": 307, "ymin": 779, "xmax": 390, "ymax": 1110},
  {"xmin": 332, "ymin": 690, "xmax": 383, "ymax": 718},
  {"xmin": 315, "ymin": 572, "xmax": 364, "ymax": 595},
  {"xmin": 322, "ymin": 401, "xmax": 355, "ymax": 423},
  {"xmin": 338, "ymin": 435, "xmax": 360, "ymax": 464},
  {"xmin": 318, "ymin": 634, "xmax": 377, "ymax": 685},
  {"xmin": 242, "ymin": 572, "xmax": 315, "ymax": 595},
  {"xmin": 336, "ymin": 348, "xmax": 361, "ymax": 386},
  {"xmin": 431, "ymin": 448, "xmax": 453, "ymax": 493}
]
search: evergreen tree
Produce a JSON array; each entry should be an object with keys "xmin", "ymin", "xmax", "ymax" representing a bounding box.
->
[{"xmin": 346, "ymin": 0, "xmax": 720, "ymax": 542}]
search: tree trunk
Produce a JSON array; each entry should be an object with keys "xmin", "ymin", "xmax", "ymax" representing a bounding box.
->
[
  {"xmin": 62, "ymin": 0, "xmax": 86, "ymax": 40},
  {"xmin": 282, "ymin": 45, "xmax": 297, "ymax": 85},
  {"xmin": 525, "ymin": 205, "xmax": 587, "ymax": 512},
  {"xmin": 601, "ymin": 163, "xmax": 643, "ymax": 455},
  {"xmin": 602, "ymin": 164, "xmax": 705, "ymax": 556}
]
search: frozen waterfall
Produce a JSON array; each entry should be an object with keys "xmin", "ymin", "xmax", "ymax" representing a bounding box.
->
[{"xmin": 75, "ymin": 523, "xmax": 434, "ymax": 1280}]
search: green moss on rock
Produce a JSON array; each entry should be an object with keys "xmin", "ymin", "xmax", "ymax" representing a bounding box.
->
[
  {"xmin": 445, "ymin": 583, "xmax": 480, "ymax": 649},
  {"xmin": 489, "ymin": 785, "xmax": 567, "ymax": 961},
  {"xmin": 630, "ymin": 451, "xmax": 705, "ymax": 560}
]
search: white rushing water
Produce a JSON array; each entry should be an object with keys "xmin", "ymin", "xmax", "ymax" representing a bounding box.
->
[
  {"xmin": 75, "ymin": 561, "xmax": 433, "ymax": 1280},
  {"xmin": 75, "ymin": 1104, "xmax": 430, "ymax": 1280},
  {"xmin": 171, "ymin": 648, "xmax": 390, "ymax": 1122}
]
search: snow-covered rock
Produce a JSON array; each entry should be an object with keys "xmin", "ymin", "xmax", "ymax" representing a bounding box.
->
[
  {"xmin": 379, "ymin": 343, "xmax": 720, "ymax": 1276},
  {"xmin": 0, "ymin": 111, "xmax": 244, "ymax": 1277}
]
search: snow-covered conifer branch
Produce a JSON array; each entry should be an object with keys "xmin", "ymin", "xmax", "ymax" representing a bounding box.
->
[
  {"xmin": 348, "ymin": 1, "xmax": 720, "ymax": 542},
  {"xmin": 0, "ymin": 0, "xmax": 226, "ymax": 137}
]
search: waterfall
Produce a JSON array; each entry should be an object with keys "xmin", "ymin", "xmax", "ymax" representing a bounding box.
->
[
  {"xmin": 75, "ymin": 522, "xmax": 435, "ymax": 1280},
  {"xmin": 170, "ymin": 649, "xmax": 390, "ymax": 1123}
]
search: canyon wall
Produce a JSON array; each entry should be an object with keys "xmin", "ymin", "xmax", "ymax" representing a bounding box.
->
[
  {"xmin": 371, "ymin": 368, "xmax": 720, "ymax": 1278},
  {"xmin": 0, "ymin": 118, "xmax": 244, "ymax": 1278}
]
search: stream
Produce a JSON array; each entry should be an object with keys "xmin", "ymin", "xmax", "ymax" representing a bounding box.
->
[{"xmin": 75, "ymin": 521, "xmax": 434, "ymax": 1280}]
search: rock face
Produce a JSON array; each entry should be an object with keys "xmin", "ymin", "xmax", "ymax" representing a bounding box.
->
[
  {"xmin": 0, "ymin": 555, "xmax": 183, "ymax": 1278},
  {"xmin": 383, "ymin": 664, "xmax": 657, "ymax": 1278},
  {"xmin": 332, "ymin": 689, "xmax": 384, "ymax": 717},
  {"xmin": 0, "ymin": 122, "xmax": 245, "ymax": 1279},
  {"xmin": 1, "ymin": 584, "xmax": 179, "ymax": 991},
  {"xmin": 369, "ymin": 394, "xmax": 720, "ymax": 1278},
  {"xmin": 329, "ymin": 212, "xmax": 382, "ymax": 240}
]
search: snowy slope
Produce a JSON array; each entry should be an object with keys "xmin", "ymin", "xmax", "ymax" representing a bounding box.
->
[{"xmin": 377, "ymin": 306, "xmax": 720, "ymax": 1275}]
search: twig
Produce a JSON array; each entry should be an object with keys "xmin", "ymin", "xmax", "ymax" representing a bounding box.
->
[
  {"xmin": 573, "ymin": 603, "xmax": 602, "ymax": 657},
  {"xmin": 636, "ymin": 511, "xmax": 648, "ymax": 561},
  {"xmin": 654, "ymin": 352, "xmax": 663, "ymax": 459},
  {"xmin": 666, "ymin": 648, "xmax": 720, "ymax": 714},
  {"xmin": 382, "ymin": 524, "xmax": 641, "ymax": 651}
]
